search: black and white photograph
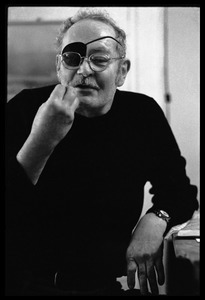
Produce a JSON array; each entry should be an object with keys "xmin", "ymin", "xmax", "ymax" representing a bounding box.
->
[{"xmin": 6, "ymin": 6, "xmax": 200, "ymax": 296}]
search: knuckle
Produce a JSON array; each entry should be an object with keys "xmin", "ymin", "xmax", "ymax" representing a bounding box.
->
[
  {"xmin": 143, "ymin": 253, "xmax": 151, "ymax": 260},
  {"xmin": 127, "ymin": 262, "xmax": 136, "ymax": 272},
  {"xmin": 138, "ymin": 268, "xmax": 146, "ymax": 277}
]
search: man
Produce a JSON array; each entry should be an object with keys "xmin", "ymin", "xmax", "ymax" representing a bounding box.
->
[{"xmin": 6, "ymin": 8, "xmax": 199, "ymax": 296}]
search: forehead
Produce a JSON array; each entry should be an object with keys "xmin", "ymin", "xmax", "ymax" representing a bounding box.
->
[{"xmin": 62, "ymin": 19, "xmax": 117, "ymax": 51}]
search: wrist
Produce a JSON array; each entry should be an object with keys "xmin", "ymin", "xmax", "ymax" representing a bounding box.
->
[
  {"xmin": 152, "ymin": 209, "xmax": 171, "ymax": 223},
  {"xmin": 28, "ymin": 132, "xmax": 57, "ymax": 155},
  {"xmin": 16, "ymin": 135, "xmax": 55, "ymax": 185},
  {"xmin": 132, "ymin": 212, "xmax": 167, "ymax": 240},
  {"xmin": 144, "ymin": 212, "xmax": 168, "ymax": 232}
]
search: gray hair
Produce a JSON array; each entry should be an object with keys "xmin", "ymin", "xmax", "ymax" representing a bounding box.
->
[{"xmin": 55, "ymin": 7, "xmax": 127, "ymax": 57}]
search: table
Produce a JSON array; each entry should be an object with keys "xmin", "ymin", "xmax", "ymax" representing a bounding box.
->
[{"xmin": 164, "ymin": 212, "xmax": 200, "ymax": 296}]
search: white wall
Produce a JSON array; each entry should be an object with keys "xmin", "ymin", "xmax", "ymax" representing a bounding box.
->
[
  {"xmin": 139, "ymin": 7, "xmax": 200, "ymax": 219},
  {"xmin": 167, "ymin": 7, "xmax": 200, "ymax": 201}
]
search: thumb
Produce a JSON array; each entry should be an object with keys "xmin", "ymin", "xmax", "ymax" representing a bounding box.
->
[{"xmin": 155, "ymin": 257, "xmax": 165, "ymax": 285}]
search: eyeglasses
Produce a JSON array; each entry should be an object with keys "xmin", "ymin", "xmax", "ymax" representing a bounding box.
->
[{"xmin": 58, "ymin": 52, "xmax": 125, "ymax": 72}]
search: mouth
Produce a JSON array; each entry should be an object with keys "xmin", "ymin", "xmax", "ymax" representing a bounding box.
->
[{"xmin": 75, "ymin": 84, "xmax": 99, "ymax": 90}]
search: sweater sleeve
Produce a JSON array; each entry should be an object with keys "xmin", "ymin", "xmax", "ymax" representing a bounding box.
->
[
  {"xmin": 5, "ymin": 87, "xmax": 57, "ymax": 294},
  {"xmin": 5, "ymin": 90, "xmax": 40, "ymax": 229},
  {"xmin": 145, "ymin": 98, "xmax": 199, "ymax": 229}
]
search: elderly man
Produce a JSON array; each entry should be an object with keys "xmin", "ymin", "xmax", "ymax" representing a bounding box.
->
[{"xmin": 6, "ymin": 8, "xmax": 198, "ymax": 296}]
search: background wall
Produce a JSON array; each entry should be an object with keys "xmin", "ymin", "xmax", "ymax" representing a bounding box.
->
[
  {"xmin": 167, "ymin": 7, "xmax": 200, "ymax": 202},
  {"xmin": 141, "ymin": 6, "xmax": 200, "ymax": 217}
]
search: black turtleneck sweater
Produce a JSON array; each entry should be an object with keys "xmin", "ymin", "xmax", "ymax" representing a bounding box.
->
[{"xmin": 5, "ymin": 85, "xmax": 198, "ymax": 289}]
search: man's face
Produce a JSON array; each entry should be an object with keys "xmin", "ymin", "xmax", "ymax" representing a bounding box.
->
[{"xmin": 57, "ymin": 19, "xmax": 128, "ymax": 116}]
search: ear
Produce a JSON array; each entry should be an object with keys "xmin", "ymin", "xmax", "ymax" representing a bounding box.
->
[{"xmin": 116, "ymin": 59, "xmax": 131, "ymax": 87}]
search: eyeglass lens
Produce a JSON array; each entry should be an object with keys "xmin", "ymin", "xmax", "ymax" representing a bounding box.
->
[
  {"xmin": 63, "ymin": 53, "xmax": 81, "ymax": 68},
  {"xmin": 62, "ymin": 53, "xmax": 110, "ymax": 71}
]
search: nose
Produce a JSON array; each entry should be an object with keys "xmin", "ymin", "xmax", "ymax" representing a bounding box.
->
[{"xmin": 76, "ymin": 57, "xmax": 94, "ymax": 77}]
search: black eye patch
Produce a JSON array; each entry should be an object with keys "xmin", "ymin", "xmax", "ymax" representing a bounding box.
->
[
  {"xmin": 62, "ymin": 42, "xmax": 87, "ymax": 57},
  {"xmin": 61, "ymin": 36, "xmax": 123, "ymax": 57}
]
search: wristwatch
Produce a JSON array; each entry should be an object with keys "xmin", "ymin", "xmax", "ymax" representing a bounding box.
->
[{"xmin": 153, "ymin": 209, "xmax": 171, "ymax": 223}]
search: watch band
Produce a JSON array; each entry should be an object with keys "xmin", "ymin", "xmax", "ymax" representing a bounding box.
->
[{"xmin": 153, "ymin": 209, "xmax": 171, "ymax": 223}]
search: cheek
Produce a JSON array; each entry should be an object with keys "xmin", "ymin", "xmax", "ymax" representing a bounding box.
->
[
  {"xmin": 96, "ymin": 74, "xmax": 118, "ymax": 104},
  {"xmin": 96, "ymin": 72, "xmax": 117, "ymax": 91},
  {"xmin": 58, "ymin": 67, "xmax": 76, "ymax": 85}
]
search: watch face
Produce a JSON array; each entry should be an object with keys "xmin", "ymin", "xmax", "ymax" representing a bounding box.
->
[
  {"xmin": 160, "ymin": 210, "xmax": 170, "ymax": 218},
  {"xmin": 153, "ymin": 210, "xmax": 171, "ymax": 222}
]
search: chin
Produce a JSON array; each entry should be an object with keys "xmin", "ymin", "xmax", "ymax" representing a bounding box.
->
[
  {"xmin": 78, "ymin": 94, "xmax": 100, "ymax": 106},
  {"xmin": 76, "ymin": 96, "xmax": 109, "ymax": 117}
]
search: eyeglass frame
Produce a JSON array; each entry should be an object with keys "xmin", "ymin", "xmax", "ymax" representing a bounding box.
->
[
  {"xmin": 57, "ymin": 35, "xmax": 125, "ymax": 72},
  {"xmin": 57, "ymin": 52, "xmax": 125, "ymax": 72}
]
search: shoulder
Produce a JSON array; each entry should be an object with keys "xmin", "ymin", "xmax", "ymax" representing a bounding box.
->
[
  {"xmin": 6, "ymin": 84, "xmax": 56, "ymax": 117},
  {"xmin": 114, "ymin": 89, "xmax": 164, "ymax": 116},
  {"xmin": 6, "ymin": 84, "xmax": 56, "ymax": 126},
  {"xmin": 8, "ymin": 84, "xmax": 56, "ymax": 107}
]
